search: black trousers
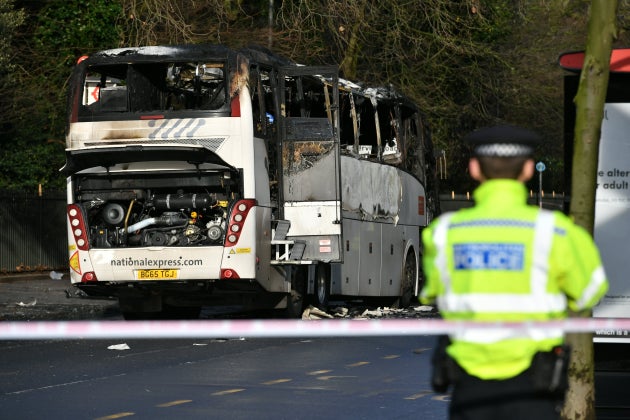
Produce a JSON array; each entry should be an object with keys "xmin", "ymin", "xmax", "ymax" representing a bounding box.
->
[{"xmin": 449, "ymin": 366, "xmax": 563, "ymax": 420}]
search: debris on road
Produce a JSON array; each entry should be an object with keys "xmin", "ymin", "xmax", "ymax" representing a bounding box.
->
[
  {"xmin": 302, "ymin": 304, "xmax": 438, "ymax": 320},
  {"xmin": 49, "ymin": 271, "xmax": 64, "ymax": 280},
  {"xmin": 16, "ymin": 299, "xmax": 37, "ymax": 307},
  {"xmin": 302, "ymin": 306, "xmax": 334, "ymax": 319},
  {"xmin": 107, "ymin": 343, "xmax": 131, "ymax": 350}
]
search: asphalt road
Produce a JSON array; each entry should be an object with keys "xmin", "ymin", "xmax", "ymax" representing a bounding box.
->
[
  {"xmin": 0, "ymin": 335, "xmax": 448, "ymax": 420},
  {"xmin": 1, "ymin": 272, "xmax": 629, "ymax": 418},
  {"xmin": 0, "ymin": 272, "xmax": 119, "ymax": 321}
]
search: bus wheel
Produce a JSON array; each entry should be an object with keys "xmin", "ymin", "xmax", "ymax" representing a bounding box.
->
[
  {"xmin": 285, "ymin": 266, "xmax": 307, "ymax": 318},
  {"xmin": 397, "ymin": 250, "xmax": 418, "ymax": 308},
  {"xmin": 312, "ymin": 263, "xmax": 330, "ymax": 310}
]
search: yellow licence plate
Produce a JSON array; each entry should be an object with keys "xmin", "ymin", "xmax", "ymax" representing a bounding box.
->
[{"xmin": 135, "ymin": 269, "xmax": 179, "ymax": 280}]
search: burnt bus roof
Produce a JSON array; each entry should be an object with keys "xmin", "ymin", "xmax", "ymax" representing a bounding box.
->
[
  {"xmin": 69, "ymin": 43, "xmax": 421, "ymax": 121},
  {"xmin": 81, "ymin": 44, "xmax": 238, "ymax": 65},
  {"xmin": 77, "ymin": 44, "xmax": 294, "ymax": 69},
  {"xmin": 239, "ymin": 45, "xmax": 294, "ymax": 68},
  {"xmin": 74, "ymin": 43, "xmax": 415, "ymax": 107}
]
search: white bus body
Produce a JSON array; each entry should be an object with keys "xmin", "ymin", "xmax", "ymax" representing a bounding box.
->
[{"xmin": 63, "ymin": 45, "xmax": 439, "ymax": 318}]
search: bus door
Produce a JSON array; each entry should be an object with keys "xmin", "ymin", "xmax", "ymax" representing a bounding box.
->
[{"xmin": 276, "ymin": 66, "xmax": 342, "ymax": 263}]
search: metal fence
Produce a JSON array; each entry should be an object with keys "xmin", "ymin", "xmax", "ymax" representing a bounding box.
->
[
  {"xmin": 0, "ymin": 190, "xmax": 68, "ymax": 273},
  {"xmin": 439, "ymin": 192, "xmax": 567, "ymax": 213}
]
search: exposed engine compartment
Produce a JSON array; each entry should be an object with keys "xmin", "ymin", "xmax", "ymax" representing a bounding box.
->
[{"xmin": 73, "ymin": 169, "xmax": 241, "ymax": 248}]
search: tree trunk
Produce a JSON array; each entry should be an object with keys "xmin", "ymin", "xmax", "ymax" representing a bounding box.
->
[
  {"xmin": 564, "ymin": 1, "xmax": 617, "ymax": 419},
  {"xmin": 339, "ymin": 14, "xmax": 364, "ymax": 80}
]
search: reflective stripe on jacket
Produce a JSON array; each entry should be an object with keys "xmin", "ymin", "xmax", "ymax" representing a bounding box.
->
[{"xmin": 420, "ymin": 179, "xmax": 608, "ymax": 380}]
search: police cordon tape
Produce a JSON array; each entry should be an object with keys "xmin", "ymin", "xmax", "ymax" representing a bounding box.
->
[{"xmin": 1, "ymin": 318, "xmax": 630, "ymax": 340}]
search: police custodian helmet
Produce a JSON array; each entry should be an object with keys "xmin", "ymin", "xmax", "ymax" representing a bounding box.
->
[{"xmin": 464, "ymin": 125, "xmax": 541, "ymax": 158}]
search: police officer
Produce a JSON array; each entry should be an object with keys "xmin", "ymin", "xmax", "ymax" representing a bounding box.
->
[{"xmin": 420, "ymin": 125, "xmax": 608, "ymax": 420}]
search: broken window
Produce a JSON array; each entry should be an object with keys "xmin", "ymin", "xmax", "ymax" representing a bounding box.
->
[
  {"xmin": 78, "ymin": 62, "xmax": 229, "ymax": 119},
  {"xmin": 250, "ymin": 65, "xmax": 277, "ymax": 138}
]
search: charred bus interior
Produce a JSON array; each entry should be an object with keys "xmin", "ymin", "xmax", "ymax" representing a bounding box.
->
[
  {"xmin": 76, "ymin": 61, "xmax": 230, "ymax": 119},
  {"xmin": 336, "ymin": 87, "xmax": 435, "ymax": 192},
  {"xmin": 246, "ymin": 59, "xmax": 440, "ymax": 219}
]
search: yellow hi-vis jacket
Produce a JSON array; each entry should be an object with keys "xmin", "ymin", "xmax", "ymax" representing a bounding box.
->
[{"xmin": 420, "ymin": 179, "xmax": 608, "ymax": 380}]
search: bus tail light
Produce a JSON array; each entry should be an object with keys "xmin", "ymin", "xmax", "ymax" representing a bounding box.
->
[
  {"xmin": 68, "ymin": 204, "xmax": 89, "ymax": 250},
  {"xmin": 81, "ymin": 272, "xmax": 97, "ymax": 283},
  {"xmin": 224, "ymin": 199, "xmax": 256, "ymax": 247},
  {"xmin": 220, "ymin": 268, "xmax": 240, "ymax": 279}
]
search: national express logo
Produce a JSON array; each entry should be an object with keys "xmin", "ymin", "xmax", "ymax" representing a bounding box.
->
[{"xmin": 110, "ymin": 257, "xmax": 203, "ymax": 268}]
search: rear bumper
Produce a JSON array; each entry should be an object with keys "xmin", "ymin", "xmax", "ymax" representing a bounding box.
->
[{"xmin": 75, "ymin": 279, "xmax": 284, "ymax": 309}]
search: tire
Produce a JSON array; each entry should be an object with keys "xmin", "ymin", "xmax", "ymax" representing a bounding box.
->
[
  {"xmin": 396, "ymin": 249, "xmax": 418, "ymax": 308},
  {"xmin": 312, "ymin": 263, "xmax": 330, "ymax": 310},
  {"xmin": 285, "ymin": 266, "xmax": 307, "ymax": 318}
]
